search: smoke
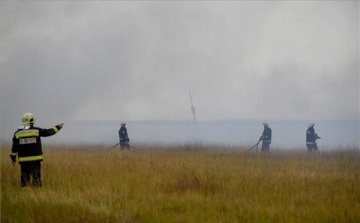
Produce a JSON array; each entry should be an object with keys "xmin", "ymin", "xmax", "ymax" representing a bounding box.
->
[{"xmin": 1, "ymin": 1, "xmax": 359, "ymax": 143}]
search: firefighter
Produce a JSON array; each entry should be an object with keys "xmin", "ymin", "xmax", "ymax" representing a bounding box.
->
[
  {"xmin": 10, "ymin": 113, "xmax": 64, "ymax": 187},
  {"xmin": 118, "ymin": 122, "xmax": 130, "ymax": 150},
  {"xmin": 306, "ymin": 121, "xmax": 321, "ymax": 153},
  {"xmin": 260, "ymin": 122, "xmax": 272, "ymax": 153}
]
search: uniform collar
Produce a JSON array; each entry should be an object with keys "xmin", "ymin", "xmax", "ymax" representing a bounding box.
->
[{"xmin": 18, "ymin": 125, "xmax": 31, "ymax": 130}]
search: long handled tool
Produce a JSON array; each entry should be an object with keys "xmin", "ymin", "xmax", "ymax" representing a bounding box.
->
[
  {"xmin": 129, "ymin": 145, "xmax": 140, "ymax": 150},
  {"xmin": 246, "ymin": 140, "xmax": 261, "ymax": 153},
  {"xmin": 109, "ymin": 143, "xmax": 120, "ymax": 150},
  {"xmin": 108, "ymin": 143, "xmax": 140, "ymax": 151}
]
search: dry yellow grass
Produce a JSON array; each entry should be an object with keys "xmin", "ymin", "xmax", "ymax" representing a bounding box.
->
[{"xmin": 1, "ymin": 144, "xmax": 360, "ymax": 223}]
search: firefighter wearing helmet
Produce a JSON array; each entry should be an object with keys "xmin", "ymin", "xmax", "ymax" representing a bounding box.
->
[
  {"xmin": 118, "ymin": 122, "xmax": 130, "ymax": 150},
  {"xmin": 10, "ymin": 113, "xmax": 64, "ymax": 187},
  {"xmin": 259, "ymin": 122, "xmax": 272, "ymax": 153},
  {"xmin": 306, "ymin": 121, "xmax": 321, "ymax": 153}
]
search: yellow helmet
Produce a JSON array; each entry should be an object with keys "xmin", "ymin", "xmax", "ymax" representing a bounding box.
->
[
  {"xmin": 22, "ymin": 113, "xmax": 36, "ymax": 126},
  {"xmin": 263, "ymin": 122, "xmax": 269, "ymax": 127},
  {"xmin": 121, "ymin": 122, "xmax": 126, "ymax": 126},
  {"xmin": 308, "ymin": 121, "xmax": 315, "ymax": 127}
]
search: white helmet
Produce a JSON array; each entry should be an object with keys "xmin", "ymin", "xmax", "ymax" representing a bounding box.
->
[
  {"xmin": 22, "ymin": 113, "xmax": 36, "ymax": 126},
  {"xmin": 308, "ymin": 121, "xmax": 315, "ymax": 127},
  {"xmin": 263, "ymin": 122, "xmax": 269, "ymax": 127},
  {"xmin": 121, "ymin": 122, "xmax": 126, "ymax": 127}
]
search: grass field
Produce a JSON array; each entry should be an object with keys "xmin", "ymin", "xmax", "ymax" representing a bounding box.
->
[{"xmin": 1, "ymin": 144, "xmax": 360, "ymax": 223}]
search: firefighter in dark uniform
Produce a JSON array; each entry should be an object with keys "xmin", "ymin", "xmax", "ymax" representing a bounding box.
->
[
  {"xmin": 118, "ymin": 122, "xmax": 130, "ymax": 150},
  {"xmin": 306, "ymin": 121, "xmax": 321, "ymax": 153},
  {"xmin": 10, "ymin": 113, "xmax": 64, "ymax": 187},
  {"xmin": 260, "ymin": 122, "xmax": 272, "ymax": 153}
]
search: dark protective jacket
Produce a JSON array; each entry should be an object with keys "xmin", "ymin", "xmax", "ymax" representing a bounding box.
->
[
  {"xmin": 306, "ymin": 127, "xmax": 319, "ymax": 145},
  {"xmin": 118, "ymin": 127, "xmax": 129, "ymax": 142},
  {"xmin": 11, "ymin": 125, "xmax": 62, "ymax": 163},
  {"xmin": 261, "ymin": 127, "xmax": 272, "ymax": 143}
]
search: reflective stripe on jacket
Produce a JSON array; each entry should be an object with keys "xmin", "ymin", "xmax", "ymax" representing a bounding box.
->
[{"xmin": 11, "ymin": 125, "xmax": 61, "ymax": 163}]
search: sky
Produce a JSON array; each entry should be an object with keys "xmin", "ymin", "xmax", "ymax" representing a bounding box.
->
[{"xmin": 0, "ymin": 1, "xmax": 359, "ymax": 144}]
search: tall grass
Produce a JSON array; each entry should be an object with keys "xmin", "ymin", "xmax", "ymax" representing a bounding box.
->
[{"xmin": 1, "ymin": 144, "xmax": 360, "ymax": 223}]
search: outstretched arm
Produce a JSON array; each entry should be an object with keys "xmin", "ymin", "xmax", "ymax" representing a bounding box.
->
[{"xmin": 39, "ymin": 123, "xmax": 64, "ymax": 137}]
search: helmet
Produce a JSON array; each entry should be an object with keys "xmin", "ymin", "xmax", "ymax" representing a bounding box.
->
[
  {"xmin": 121, "ymin": 122, "xmax": 126, "ymax": 126},
  {"xmin": 22, "ymin": 113, "xmax": 36, "ymax": 126},
  {"xmin": 263, "ymin": 122, "xmax": 269, "ymax": 127},
  {"xmin": 308, "ymin": 121, "xmax": 315, "ymax": 127}
]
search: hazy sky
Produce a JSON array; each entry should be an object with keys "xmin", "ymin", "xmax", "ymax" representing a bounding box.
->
[{"xmin": 1, "ymin": 1, "xmax": 359, "ymax": 139}]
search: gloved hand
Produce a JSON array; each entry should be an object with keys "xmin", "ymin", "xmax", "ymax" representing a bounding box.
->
[
  {"xmin": 58, "ymin": 123, "xmax": 65, "ymax": 129},
  {"xmin": 259, "ymin": 136, "xmax": 263, "ymax": 141},
  {"xmin": 10, "ymin": 155, "xmax": 16, "ymax": 166},
  {"xmin": 126, "ymin": 138, "xmax": 130, "ymax": 142}
]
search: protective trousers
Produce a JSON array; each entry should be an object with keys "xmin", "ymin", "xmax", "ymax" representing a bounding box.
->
[
  {"xmin": 307, "ymin": 144, "xmax": 318, "ymax": 153},
  {"xmin": 20, "ymin": 161, "xmax": 42, "ymax": 187},
  {"xmin": 120, "ymin": 141, "xmax": 130, "ymax": 150},
  {"xmin": 261, "ymin": 142, "xmax": 271, "ymax": 153}
]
